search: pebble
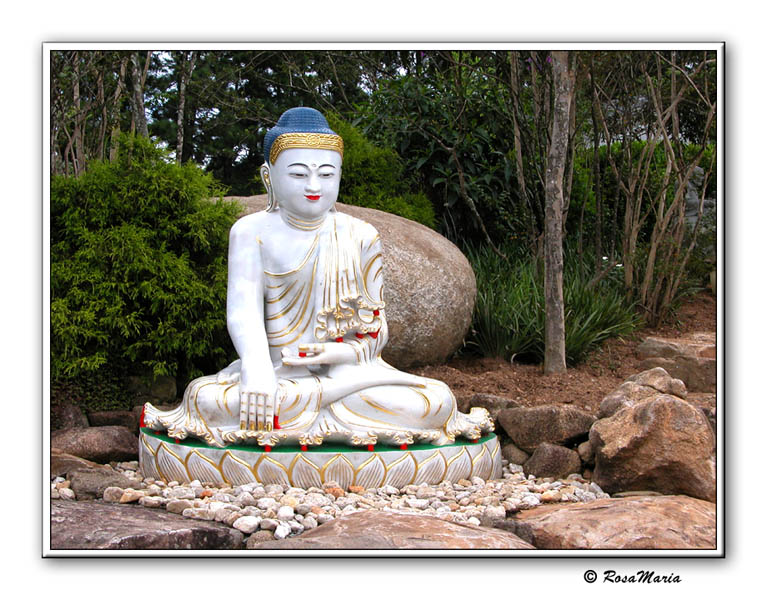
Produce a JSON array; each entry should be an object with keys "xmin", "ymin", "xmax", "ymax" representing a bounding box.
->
[
  {"xmin": 233, "ymin": 516, "xmax": 262, "ymax": 534},
  {"xmin": 53, "ymin": 453, "xmax": 612, "ymax": 543}
]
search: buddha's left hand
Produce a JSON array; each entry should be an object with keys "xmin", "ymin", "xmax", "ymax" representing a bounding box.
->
[{"xmin": 281, "ymin": 343, "xmax": 357, "ymax": 367}]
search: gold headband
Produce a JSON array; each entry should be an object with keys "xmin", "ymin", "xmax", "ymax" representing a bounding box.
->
[{"xmin": 269, "ymin": 133, "xmax": 344, "ymax": 164}]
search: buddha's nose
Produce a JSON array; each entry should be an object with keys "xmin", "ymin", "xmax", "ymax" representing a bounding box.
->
[{"xmin": 305, "ymin": 174, "xmax": 321, "ymax": 193}]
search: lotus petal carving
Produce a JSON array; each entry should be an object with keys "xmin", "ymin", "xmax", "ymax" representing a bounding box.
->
[
  {"xmin": 220, "ymin": 451, "xmax": 257, "ymax": 486},
  {"xmin": 255, "ymin": 455, "xmax": 291, "ymax": 486},
  {"xmin": 413, "ymin": 450, "xmax": 447, "ymax": 485},
  {"xmin": 384, "ymin": 452, "xmax": 417, "ymax": 488},
  {"xmin": 183, "ymin": 450, "xmax": 224, "ymax": 485},
  {"xmin": 470, "ymin": 444, "xmax": 492, "ymax": 480},
  {"xmin": 321, "ymin": 454, "xmax": 355, "ymax": 489},
  {"xmin": 289, "ymin": 454, "xmax": 323, "ymax": 489},
  {"xmin": 138, "ymin": 435, "xmax": 160, "ymax": 480},
  {"xmin": 155, "ymin": 442, "xmax": 189, "ymax": 483},
  {"xmin": 444, "ymin": 447, "xmax": 472, "ymax": 483},
  {"xmin": 353, "ymin": 454, "xmax": 386, "ymax": 489}
]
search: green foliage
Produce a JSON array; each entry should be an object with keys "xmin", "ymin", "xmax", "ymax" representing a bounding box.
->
[
  {"xmin": 325, "ymin": 113, "xmax": 435, "ymax": 227},
  {"xmin": 51, "ymin": 134, "xmax": 240, "ymax": 385},
  {"xmin": 51, "ymin": 364, "xmax": 135, "ymax": 414},
  {"xmin": 465, "ymin": 244, "xmax": 641, "ymax": 365},
  {"xmin": 359, "ymin": 56, "xmax": 520, "ymax": 244}
]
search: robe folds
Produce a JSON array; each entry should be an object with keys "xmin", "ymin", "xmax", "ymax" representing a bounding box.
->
[{"xmin": 145, "ymin": 212, "xmax": 491, "ymax": 448}]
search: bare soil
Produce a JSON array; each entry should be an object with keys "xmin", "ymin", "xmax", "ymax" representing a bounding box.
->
[{"xmin": 413, "ymin": 291, "xmax": 717, "ymax": 418}]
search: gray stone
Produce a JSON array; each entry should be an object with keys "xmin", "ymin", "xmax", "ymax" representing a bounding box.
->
[
  {"xmin": 636, "ymin": 334, "xmax": 716, "ymax": 393},
  {"xmin": 497, "ymin": 405, "xmax": 596, "ymax": 453},
  {"xmin": 501, "ymin": 442, "xmax": 530, "ymax": 467},
  {"xmin": 524, "ymin": 443, "xmax": 582, "ymax": 479},
  {"xmin": 247, "ymin": 511, "xmax": 534, "ymax": 550},
  {"xmin": 51, "ymin": 401, "xmax": 89, "ymax": 431},
  {"xmin": 51, "ymin": 426, "xmax": 139, "ymax": 463},
  {"xmin": 50, "ymin": 448, "xmax": 112, "ymax": 479},
  {"xmin": 233, "ymin": 516, "xmax": 262, "ymax": 534},
  {"xmin": 504, "ymin": 495, "xmax": 716, "ymax": 550},
  {"xmin": 87, "ymin": 410, "xmax": 138, "ymax": 432},
  {"xmin": 50, "ymin": 500, "xmax": 244, "ymax": 550},
  {"xmin": 68, "ymin": 467, "xmax": 139, "ymax": 501},
  {"xmin": 590, "ymin": 395, "xmax": 716, "ymax": 501},
  {"xmin": 457, "ymin": 393, "xmax": 519, "ymax": 424}
]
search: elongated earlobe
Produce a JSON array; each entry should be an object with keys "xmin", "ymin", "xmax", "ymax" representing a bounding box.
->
[{"xmin": 261, "ymin": 163, "xmax": 276, "ymax": 212}]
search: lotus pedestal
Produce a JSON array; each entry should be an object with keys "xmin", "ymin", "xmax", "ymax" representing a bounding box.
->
[{"xmin": 139, "ymin": 429, "xmax": 503, "ymax": 489}]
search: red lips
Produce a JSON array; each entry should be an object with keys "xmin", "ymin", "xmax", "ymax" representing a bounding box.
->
[{"xmin": 305, "ymin": 195, "xmax": 320, "ymax": 201}]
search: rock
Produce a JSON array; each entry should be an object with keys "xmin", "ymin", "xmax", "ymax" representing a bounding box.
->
[
  {"xmin": 50, "ymin": 500, "xmax": 243, "ymax": 550},
  {"xmin": 523, "ymin": 443, "xmax": 582, "ymax": 479},
  {"xmin": 51, "ymin": 401, "xmax": 89, "ymax": 431},
  {"xmin": 247, "ymin": 511, "xmax": 534, "ymax": 550},
  {"xmin": 501, "ymin": 442, "xmax": 530, "ymax": 466},
  {"xmin": 51, "ymin": 426, "xmax": 139, "ymax": 463},
  {"xmin": 577, "ymin": 440, "xmax": 594, "ymax": 465},
  {"xmin": 636, "ymin": 333, "xmax": 716, "ymax": 392},
  {"xmin": 50, "ymin": 448, "xmax": 112, "ymax": 479},
  {"xmin": 228, "ymin": 195, "xmax": 476, "ymax": 368},
  {"xmin": 119, "ymin": 489, "xmax": 144, "ymax": 503},
  {"xmin": 246, "ymin": 530, "xmax": 276, "ymax": 547},
  {"xmin": 496, "ymin": 405, "xmax": 596, "ymax": 453},
  {"xmin": 87, "ymin": 410, "xmax": 138, "ymax": 433},
  {"xmin": 166, "ymin": 499, "xmax": 194, "ymax": 514},
  {"xmin": 457, "ymin": 393, "xmax": 519, "ymax": 424},
  {"xmin": 590, "ymin": 395, "xmax": 716, "ymax": 501},
  {"xmin": 599, "ymin": 368, "xmax": 687, "ymax": 419},
  {"xmin": 233, "ymin": 516, "xmax": 262, "ymax": 534},
  {"xmin": 626, "ymin": 367, "xmax": 688, "ymax": 397},
  {"xmin": 102, "ymin": 487, "xmax": 124, "ymax": 503},
  {"xmin": 503, "ymin": 495, "xmax": 716, "ymax": 549},
  {"xmin": 68, "ymin": 467, "xmax": 139, "ymax": 500}
]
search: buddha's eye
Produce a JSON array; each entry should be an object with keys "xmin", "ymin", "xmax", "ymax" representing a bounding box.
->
[
  {"xmin": 289, "ymin": 172, "xmax": 307, "ymax": 178},
  {"xmin": 320, "ymin": 172, "xmax": 335, "ymax": 178}
]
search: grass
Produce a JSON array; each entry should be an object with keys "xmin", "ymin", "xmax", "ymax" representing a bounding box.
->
[{"xmin": 464, "ymin": 244, "xmax": 641, "ymax": 365}]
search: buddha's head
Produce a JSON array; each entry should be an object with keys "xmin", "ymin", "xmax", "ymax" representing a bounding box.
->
[{"xmin": 261, "ymin": 107, "xmax": 344, "ymax": 219}]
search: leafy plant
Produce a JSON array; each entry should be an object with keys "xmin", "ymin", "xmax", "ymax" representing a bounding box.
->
[
  {"xmin": 465, "ymin": 244, "xmax": 641, "ymax": 364},
  {"xmin": 51, "ymin": 134, "xmax": 240, "ymax": 386},
  {"xmin": 325, "ymin": 113, "xmax": 435, "ymax": 227}
]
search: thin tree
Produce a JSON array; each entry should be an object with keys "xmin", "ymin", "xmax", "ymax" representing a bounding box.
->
[{"xmin": 543, "ymin": 51, "xmax": 576, "ymax": 374}]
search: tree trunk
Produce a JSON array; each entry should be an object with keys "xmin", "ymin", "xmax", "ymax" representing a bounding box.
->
[
  {"xmin": 175, "ymin": 51, "xmax": 197, "ymax": 163},
  {"xmin": 130, "ymin": 52, "xmax": 149, "ymax": 138},
  {"xmin": 543, "ymin": 51, "xmax": 575, "ymax": 375}
]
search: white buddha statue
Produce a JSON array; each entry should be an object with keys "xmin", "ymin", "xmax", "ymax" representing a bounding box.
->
[{"xmin": 143, "ymin": 107, "xmax": 492, "ymax": 450}]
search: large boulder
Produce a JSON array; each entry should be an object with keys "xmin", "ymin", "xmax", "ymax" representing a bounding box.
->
[
  {"xmin": 502, "ymin": 495, "xmax": 716, "ymax": 549},
  {"xmin": 637, "ymin": 333, "xmax": 716, "ymax": 392},
  {"xmin": 87, "ymin": 410, "xmax": 138, "ymax": 433},
  {"xmin": 227, "ymin": 195, "xmax": 476, "ymax": 368},
  {"xmin": 51, "ymin": 401, "xmax": 89, "ymax": 431},
  {"xmin": 68, "ymin": 467, "xmax": 141, "ymax": 500},
  {"xmin": 50, "ymin": 448, "xmax": 113, "ymax": 479},
  {"xmin": 248, "ymin": 510, "xmax": 534, "ymax": 550},
  {"xmin": 457, "ymin": 393, "xmax": 519, "ymax": 424},
  {"xmin": 598, "ymin": 367, "xmax": 687, "ymax": 419},
  {"xmin": 496, "ymin": 405, "xmax": 596, "ymax": 454},
  {"xmin": 51, "ymin": 426, "xmax": 139, "ymax": 464},
  {"xmin": 50, "ymin": 500, "xmax": 244, "ymax": 550},
  {"xmin": 523, "ymin": 443, "xmax": 581, "ymax": 479},
  {"xmin": 590, "ymin": 395, "xmax": 716, "ymax": 501}
]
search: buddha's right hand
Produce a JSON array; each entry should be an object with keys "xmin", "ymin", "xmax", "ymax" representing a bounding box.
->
[{"xmin": 238, "ymin": 368, "xmax": 279, "ymax": 432}]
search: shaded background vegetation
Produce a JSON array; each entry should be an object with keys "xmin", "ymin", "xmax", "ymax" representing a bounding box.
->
[{"xmin": 49, "ymin": 49, "xmax": 717, "ymax": 412}]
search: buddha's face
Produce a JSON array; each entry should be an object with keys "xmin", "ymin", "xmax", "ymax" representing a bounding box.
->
[{"xmin": 268, "ymin": 148, "xmax": 342, "ymax": 219}]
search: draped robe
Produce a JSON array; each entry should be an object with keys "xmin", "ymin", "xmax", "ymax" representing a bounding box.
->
[{"xmin": 144, "ymin": 211, "xmax": 491, "ymax": 448}]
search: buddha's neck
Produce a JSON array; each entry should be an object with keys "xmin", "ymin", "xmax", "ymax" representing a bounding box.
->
[{"xmin": 279, "ymin": 208, "xmax": 327, "ymax": 231}]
